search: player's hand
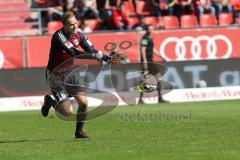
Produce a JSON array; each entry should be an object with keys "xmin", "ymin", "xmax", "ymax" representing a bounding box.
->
[{"xmin": 110, "ymin": 53, "xmax": 121, "ymax": 65}]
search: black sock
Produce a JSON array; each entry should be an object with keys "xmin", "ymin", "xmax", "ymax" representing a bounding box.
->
[
  {"xmin": 139, "ymin": 92, "xmax": 143, "ymax": 102},
  {"xmin": 157, "ymin": 82, "xmax": 163, "ymax": 101},
  {"xmin": 75, "ymin": 107, "xmax": 87, "ymax": 133},
  {"xmin": 76, "ymin": 121, "xmax": 84, "ymax": 133}
]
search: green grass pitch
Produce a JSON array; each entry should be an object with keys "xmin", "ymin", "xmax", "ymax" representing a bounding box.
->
[{"xmin": 0, "ymin": 100, "xmax": 240, "ymax": 160}]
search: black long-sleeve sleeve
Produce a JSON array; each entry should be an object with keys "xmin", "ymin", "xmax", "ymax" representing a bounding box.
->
[
  {"xmin": 55, "ymin": 30, "xmax": 110, "ymax": 62},
  {"xmin": 47, "ymin": 30, "xmax": 111, "ymax": 71}
]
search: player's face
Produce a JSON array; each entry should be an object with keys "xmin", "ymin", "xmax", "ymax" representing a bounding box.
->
[{"xmin": 64, "ymin": 16, "xmax": 79, "ymax": 34}]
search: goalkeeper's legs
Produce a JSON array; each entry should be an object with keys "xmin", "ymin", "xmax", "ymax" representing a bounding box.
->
[
  {"xmin": 157, "ymin": 81, "xmax": 163, "ymax": 103},
  {"xmin": 41, "ymin": 91, "xmax": 89, "ymax": 138},
  {"xmin": 41, "ymin": 95, "xmax": 57, "ymax": 117},
  {"xmin": 74, "ymin": 91, "xmax": 89, "ymax": 138},
  {"xmin": 74, "ymin": 91, "xmax": 88, "ymax": 138},
  {"xmin": 41, "ymin": 91, "xmax": 73, "ymax": 117}
]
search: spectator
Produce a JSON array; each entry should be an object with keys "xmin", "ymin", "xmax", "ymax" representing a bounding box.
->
[
  {"xmin": 64, "ymin": 0, "xmax": 75, "ymax": 11},
  {"xmin": 217, "ymin": 0, "xmax": 232, "ymax": 13},
  {"xmin": 151, "ymin": 0, "xmax": 174, "ymax": 17},
  {"xmin": 96, "ymin": 0, "xmax": 114, "ymax": 30},
  {"xmin": 73, "ymin": 0, "xmax": 99, "ymax": 20},
  {"xmin": 132, "ymin": 15, "xmax": 147, "ymax": 31},
  {"xmin": 211, "ymin": 0, "xmax": 232, "ymax": 20},
  {"xmin": 96, "ymin": 0, "xmax": 122, "ymax": 30},
  {"xmin": 121, "ymin": 0, "xmax": 137, "ymax": 14},
  {"xmin": 173, "ymin": 0, "xmax": 193, "ymax": 18},
  {"xmin": 108, "ymin": 5, "xmax": 130, "ymax": 31},
  {"xmin": 197, "ymin": 0, "xmax": 216, "ymax": 17},
  {"xmin": 232, "ymin": 0, "xmax": 240, "ymax": 23},
  {"xmin": 220, "ymin": 0, "xmax": 232, "ymax": 13},
  {"xmin": 96, "ymin": 0, "xmax": 107, "ymax": 11},
  {"xmin": 96, "ymin": 0, "xmax": 121, "ymax": 9},
  {"xmin": 132, "ymin": 0, "xmax": 137, "ymax": 14},
  {"xmin": 79, "ymin": 19, "xmax": 93, "ymax": 33},
  {"xmin": 109, "ymin": 0, "xmax": 121, "ymax": 7},
  {"xmin": 46, "ymin": 0, "xmax": 64, "ymax": 21}
]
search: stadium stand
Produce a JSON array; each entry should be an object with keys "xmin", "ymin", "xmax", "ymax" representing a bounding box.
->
[
  {"xmin": 84, "ymin": 19, "xmax": 101, "ymax": 30},
  {"xmin": 128, "ymin": 17, "xmax": 139, "ymax": 28},
  {"xmin": 200, "ymin": 14, "xmax": 217, "ymax": 27},
  {"xmin": 135, "ymin": 0, "xmax": 151, "ymax": 16},
  {"xmin": 35, "ymin": 0, "xmax": 46, "ymax": 5},
  {"xmin": 143, "ymin": 16, "xmax": 158, "ymax": 28},
  {"xmin": 162, "ymin": 16, "xmax": 179, "ymax": 29},
  {"xmin": 47, "ymin": 21, "xmax": 63, "ymax": 35},
  {"xmin": 180, "ymin": 15, "xmax": 198, "ymax": 28},
  {"xmin": 0, "ymin": 0, "xmax": 239, "ymax": 36},
  {"xmin": 0, "ymin": 0, "xmax": 40, "ymax": 36},
  {"xmin": 219, "ymin": 13, "xmax": 233, "ymax": 26},
  {"xmin": 232, "ymin": 0, "xmax": 240, "ymax": 9},
  {"xmin": 122, "ymin": 1, "xmax": 136, "ymax": 16}
]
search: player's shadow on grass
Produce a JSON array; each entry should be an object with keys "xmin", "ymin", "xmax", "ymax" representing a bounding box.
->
[{"xmin": 0, "ymin": 138, "xmax": 90, "ymax": 144}]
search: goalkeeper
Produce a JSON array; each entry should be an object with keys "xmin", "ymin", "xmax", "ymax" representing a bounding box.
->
[{"xmin": 41, "ymin": 11, "xmax": 119, "ymax": 138}]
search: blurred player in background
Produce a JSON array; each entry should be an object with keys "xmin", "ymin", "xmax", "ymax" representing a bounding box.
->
[
  {"xmin": 139, "ymin": 24, "xmax": 167, "ymax": 104},
  {"xmin": 41, "ymin": 11, "xmax": 119, "ymax": 138}
]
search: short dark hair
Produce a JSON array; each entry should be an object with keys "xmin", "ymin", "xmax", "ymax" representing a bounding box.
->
[{"xmin": 61, "ymin": 11, "xmax": 75, "ymax": 25}]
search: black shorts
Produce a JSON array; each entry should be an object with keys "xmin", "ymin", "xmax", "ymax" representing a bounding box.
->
[{"xmin": 47, "ymin": 69, "xmax": 85, "ymax": 102}]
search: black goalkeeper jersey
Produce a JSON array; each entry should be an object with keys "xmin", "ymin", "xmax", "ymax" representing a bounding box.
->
[{"xmin": 47, "ymin": 29, "xmax": 99, "ymax": 72}]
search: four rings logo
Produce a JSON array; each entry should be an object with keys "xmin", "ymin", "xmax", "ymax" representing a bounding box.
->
[{"xmin": 159, "ymin": 35, "xmax": 233, "ymax": 61}]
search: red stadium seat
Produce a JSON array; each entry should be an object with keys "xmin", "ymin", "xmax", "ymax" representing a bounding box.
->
[
  {"xmin": 129, "ymin": 16, "xmax": 158, "ymax": 29},
  {"xmin": 231, "ymin": 0, "xmax": 240, "ymax": 10},
  {"xmin": 122, "ymin": 1, "xmax": 136, "ymax": 16},
  {"xmin": 162, "ymin": 16, "xmax": 179, "ymax": 29},
  {"xmin": 219, "ymin": 13, "xmax": 233, "ymax": 26},
  {"xmin": 236, "ymin": 17, "xmax": 240, "ymax": 25},
  {"xmin": 0, "ymin": 2, "xmax": 28, "ymax": 10},
  {"xmin": 180, "ymin": 15, "xmax": 198, "ymax": 28},
  {"xmin": 85, "ymin": 19, "xmax": 101, "ymax": 30},
  {"xmin": 200, "ymin": 14, "xmax": 217, "ymax": 27},
  {"xmin": 0, "ymin": 28, "xmax": 39, "ymax": 36},
  {"xmin": 0, "ymin": 0, "xmax": 36, "ymax": 36},
  {"xmin": 35, "ymin": 0, "xmax": 46, "ymax": 4},
  {"xmin": 128, "ymin": 17, "xmax": 139, "ymax": 28},
  {"xmin": 143, "ymin": 16, "xmax": 158, "ymax": 28},
  {"xmin": 136, "ymin": 1, "xmax": 151, "ymax": 16},
  {"xmin": 47, "ymin": 21, "xmax": 63, "ymax": 35}
]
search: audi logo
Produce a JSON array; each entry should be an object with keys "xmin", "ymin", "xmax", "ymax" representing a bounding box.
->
[
  {"xmin": 159, "ymin": 35, "xmax": 233, "ymax": 61},
  {"xmin": 104, "ymin": 40, "xmax": 132, "ymax": 52}
]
